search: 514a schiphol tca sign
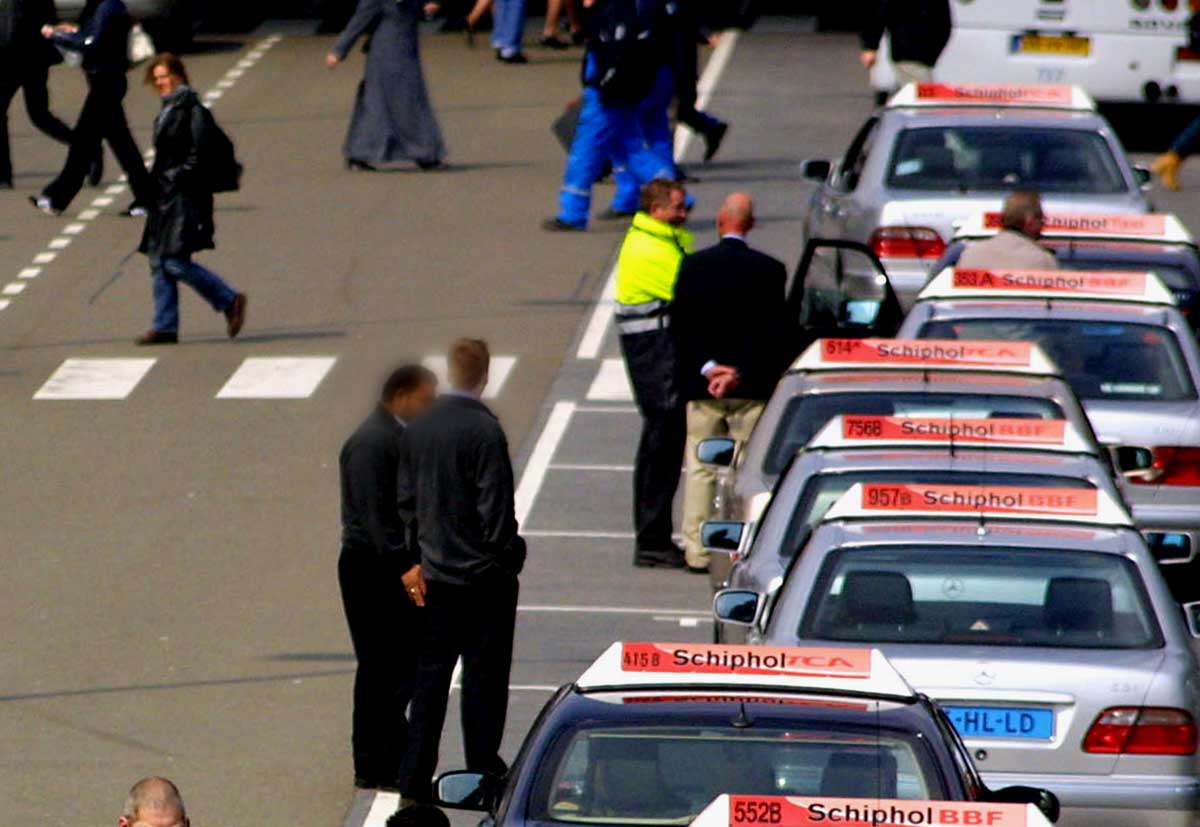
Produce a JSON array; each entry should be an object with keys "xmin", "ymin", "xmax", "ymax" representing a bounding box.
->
[{"xmin": 690, "ymin": 796, "xmax": 1053, "ymax": 827}]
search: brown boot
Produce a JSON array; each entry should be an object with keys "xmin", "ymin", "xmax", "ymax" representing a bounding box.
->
[
  {"xmin": 1152, "ymin": 151, "xmax": 1183, "ymax": 191},
  {"xmin": 225, "ymin": 293, "xmax": 247, "ymax": 339},
  {"xmin": 135, "ymin": 330, "xmax": 178, "ymax": 345}
]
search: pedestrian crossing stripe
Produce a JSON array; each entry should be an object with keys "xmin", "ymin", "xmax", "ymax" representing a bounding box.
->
[
  {"xmin": 422, "ymin": 355, "xmax": 516, "ymax": 400},
  {"xmin": 34, "ymin": 358, "xmax": 157, "ymax": 400},
  {"xmin": 586, "ymin": 358, "xmax": 633, "ymax": 401},
  {"xmin": 216, "ymin": 357, "xmax": 338, "ymax": 399}
]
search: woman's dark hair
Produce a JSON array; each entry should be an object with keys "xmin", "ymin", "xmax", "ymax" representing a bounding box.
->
[{"xmin": 143, "ymin": 52, "xmax": 190, "ymax": 86}]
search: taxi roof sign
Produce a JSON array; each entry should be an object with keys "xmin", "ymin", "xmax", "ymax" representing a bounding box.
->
[
  {"xmin": 691, "ymin": 795, "xmax": 1054, "ymax": 827},
  {"xmin": 823, "ymin": 482, "xmax": 1132, "ymax": 527},
  {"xmin": 809, "ymin": 415, "xmax": 1095, "ymax": 454},
  {"xmin": 887, "ymin": 82, "xmax": 1095, "ymax": 111},
  {"xmin": 792, "ymin": 338, "xmax": 1059, "ymax": 375},
  {"xmin": 955, "ymin": 212, "xmax": 1192, "ymax": 245},
  {"xmin": 575, "ymin": 642, "xmax": 915, "ymax": 699},
  {"xmin": 920, "ymin": 268, "xmax": 1176, "ymax": 305}
]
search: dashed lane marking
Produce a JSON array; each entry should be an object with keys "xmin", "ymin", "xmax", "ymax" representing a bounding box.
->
[
  {"xmin": 34, "ymin": 358, "xmax": 156, "ymax": 400},
  {"xmin": 548, "ymin": 463, "xmax": 634, "ymax": 472},
  {"xmin": 3, "ymin": 283, "xmax": 27, "ymax": 295},
  {"xmin": 215, "ymin": 357, "xmax": 338, "ymax": 400},
  {"xmin": 421, "ymin": 355, "xmax": 517, "ymax": 400},
  {"xmin": 18, "ymin": 268, "xmax": 39, "ymax": 279},
  {"xmin": 522, "ymin": 529, "xmax": 634, "ymax": 539},
  {"xmin": 585, "ymin": 357, "xmax": 633, "ymax": 401},
  {"xmin": 514, "ymin": 401, "xmax": 575, "ymax": 525}
]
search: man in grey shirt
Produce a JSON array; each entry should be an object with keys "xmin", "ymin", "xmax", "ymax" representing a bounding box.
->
[{"xmin": 958, "ymin": 191, "xmax": 1058, "ymax": 271}]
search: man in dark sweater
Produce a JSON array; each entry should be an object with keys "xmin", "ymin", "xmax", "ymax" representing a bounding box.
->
[
  {"xmin": 860, "ymin": 0, "xmax": 952, "ymax": 87},
  {"xmin": 393, "ymin": 338, "xmax": 526, "ymax": 815},
  {"xmin": 339, "ymin": 364, "xmax": 439, "ymax": 790}
]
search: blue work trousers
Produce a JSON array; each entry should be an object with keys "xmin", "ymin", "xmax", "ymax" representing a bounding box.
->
[{"xmin": 612, "ymin": 65, "xmax": 679, "ymax": 203}]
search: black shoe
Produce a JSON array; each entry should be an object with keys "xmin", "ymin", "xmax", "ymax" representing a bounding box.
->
[
  {"xmin": 0, "ymin": 179, "xmax": 12, "ymax": 190},
  {"xmin": 416, "ymin": 159, "xmax": 446, "ymax": 171},
  {"xmin": 440, "ymin": 16, "xmax": 468, "ymax": 31},
  {"xmin": 29, "ymin": 195, "xmax": 61, "ymax": 216},
  {"xmin": 571, "ymin": 29, "xmax": 586, "ymax": 45},
  {"xmin": 539, "ymin": 34, "xmax": 569, "ymax": 49},
  {"xmin": 703, "ymin": 122, "xmax": 728, "ymax": 163},
  {"xmin": 355, "ymin": 776, "xmax": 402, "ymax": 792},
  {"xmin": 496, "ymin": 51, "xmax": 528, "ymax": 64},
  {"xmin": 387, "ymin": 804, "xmax": 450, "ymax": 827},
  {"xmin": 346, "ymin": 158, "xmax": 377, "ymax": 171},
  {"xmin": 87, "ymin": 154, "xmax": 104, "ymax": 187},
  {"xmin": 120, "ymin": 201, "xmax": 148, "ymax": 218},
  {"xmin": 634, "ymin": 547, "xmax": 687, "ymax": 569},
  {"xmin": 542, "ymin": 217, "xmax": 585, "ymax": 232},
  {"xmin": 686, "ymin": 564, "xmax": 709, "ymax": 575},
  {"xmin": 135, "ymin": 329, "xmax": 178, "ymax": 345},
  {"xmin": 596, "ymin": 208, "xmax": 634, "ymax": 221}
]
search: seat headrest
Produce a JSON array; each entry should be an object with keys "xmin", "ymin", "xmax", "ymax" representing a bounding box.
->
[
  {"xmin": 1045, "ymin": 576, "xmax": 1114, "ymax": 635},
  {"xmin": 839, "ymin": 571, "xmax": 917, "ymax": 626}
]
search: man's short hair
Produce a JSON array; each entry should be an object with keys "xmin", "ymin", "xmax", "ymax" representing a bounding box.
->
[
  {"xmin": 144, "ymin": 53, "xmax": 189, "ymax": 86},
  {"xmin": 1000, "ymin": 191, "xmax": 1044, "ymax": 231},
  {"xmin": 448, "ymin": 338, "xmax": 490, "ymax": 391},
  {"xmin": 123, "ymin": 777, "xmax": 186, "ymax": 822},
  {"xmin": 640, "ymin": 178, "xmax": 684, "ymax": 214},
  {"xmin": 381, "ymin": 364, "xmax": 437, "ymax": 402}
]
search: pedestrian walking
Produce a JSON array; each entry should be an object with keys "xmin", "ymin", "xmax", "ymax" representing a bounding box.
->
[
  {"xmin": 543, "ymin": 0, "xmax": 676, "ymax": 231},
  {"xmin": 672, "ymin": 193, "xmax": 787, "ymax": 574},
  {"xmin": 326, "ymin": 0, "xmax": 448, "ymax": 171},
  {"xmin": 613, "ymin": 179, "xmax": 693, "ymax": 569},
  {"xmin": 674, "ymin": 0, "xmax": 726, "ymax": 162},
  {"xmin": 859, "ymin": 0, "xmax": 951, "ymax": 87},
  {"xmin": 490, "ymin": 0, "xmax": 527, "ymax": 62},
  {"xmin": 117, "ymin": 777, "xmax": 188, "ymax": 827},
  {"xmin": 391, "ymin": 338, "xmax": 526, "ymax": 819},
  {"xmin": 30, "ymin": 0, "xmax": 153, "ymax": 216},
  {"xmin": 0, "ymin": 0, "xmax": 77, "ymax": 190},
  {"xmin": 340, "ymin": 364, "xmax": 439, "ymax": 791},
  {"xmin": 135, "ymin": 53, "xmax": 247, "ymax": 346},
  {"xmin": 956, "ymin": 191, "xmax": 1057, "ymax": 271},
  {"xmin": 539, "ymin": 0, "xmax": 581, "ymax": 49},
  {"xmin": 1151, "ymin": 117, "xmax": 1200, "ymax": 191}
]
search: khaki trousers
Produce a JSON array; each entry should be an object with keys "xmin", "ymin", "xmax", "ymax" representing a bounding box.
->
[
  {"xmin": 682, "ymin": 398, "xmax": 765, "ymax": 568},
  {"xmin": 893, "ymin": 61, "xmax": 933, "ymax": 85}
]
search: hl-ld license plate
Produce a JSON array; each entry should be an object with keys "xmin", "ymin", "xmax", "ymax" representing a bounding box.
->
[
  {"xmin": 945, "ymin": 705, "xmax": 1055, "ymax": 739},
  {"xmin": 1013, "ymin": 34, "xmax": 1091, "ymax": 57}
]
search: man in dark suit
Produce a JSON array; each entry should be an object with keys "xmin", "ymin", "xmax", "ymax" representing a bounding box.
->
[
  {"xmin": 672, "ymin": 192, "xmax": 788, "ymax": 573},
  {"xmin": 0, "ymin": 0, "xmax": 75, "ymax": 188},
  {"xmin": 339, "ymin": 364, "xmax": 438, "ymax": 791},
  {"xmin": 392, "ymin": 338, "xmax": 526, "ymax": 822}
]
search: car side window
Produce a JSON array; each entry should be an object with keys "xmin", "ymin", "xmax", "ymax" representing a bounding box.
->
[
  {"xmin": 933, "ymin": 705, "xmax": 984, "ymax": 799},
  {"xmin": 835, "ymin": 117, "xmax": 879, "ymax": 192}
]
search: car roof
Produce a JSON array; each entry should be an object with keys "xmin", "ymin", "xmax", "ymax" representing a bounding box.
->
[
  {"xmin": 788, "ymin": 370, "xmax": 1072, "ymax": 398},
  {"xmin": 795, "ymin": 447, "xmax": 1104, "ymax": 478},
  {"xmin": 885, "ymin": 82, "xmax": 1096, "ymax": 112},
  {"xmin": 914, "ymin": 299, "xmax": 1182, "ymax": 325},
  {"xmin": 919, "ymin": 268, "xmax": 1176, "ymax": 305},
  {"xmin": 791, "ymin": 338, "xmax": 1059, "ymax": 375},
  {"xmin": 808, "ymin": 519, "xmax": 1140, "ymax": 554},
  {"xmin": 954, "ymin": 212, "xmax": 1193, "ymax": 245},
  {"xmin": 807, "ymin": 414, "xmax": 1096, "ymax": 454},
  {"xmin": 883, "ymin": 106, "xmax": 1108, "ymax": 130}
]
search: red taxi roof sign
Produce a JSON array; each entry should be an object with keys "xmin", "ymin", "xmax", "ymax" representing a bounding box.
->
[
  {"xmin": 823, "ymin": 482, "xmax": 1132, "ymax": 527},
  {"xmin": 792, "ymin": 338, "xmax": 1058, "ymax": 375},
  {"xmin": 809, "ymin": 415, "xmax": 1095, "ymax": 454},
  {"xmin": 955, "ymin": 212, "xmax": 1192, "ymax": 245},
  {"xmin": 887, "ymin": 82, "xmax": 1095, "ymax": 111},
  {"xmin": 920, "ymin": 268, "xmax": 1175, "ymax": 305},
  {"xmin": 575, "ymin": 642, "xmax": 914, "ymax": 699},
  {"xmin": 690, "ymin": 795, "xmax": 1054, "ymax": 827}
]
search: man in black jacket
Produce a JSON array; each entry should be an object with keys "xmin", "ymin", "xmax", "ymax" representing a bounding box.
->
[
  {"xmin": 393, "ymin": 338, "xmax": 526, "ymax": 815},
  {"xmin": 672, "ymin": 192, "xmax": 787, "ymax": 574},
  {"xmin": 0, "ymin": 0, "xmax": 74, "ymax": 188},
  {"xmin": 860, "ymin": 0, "xmax": 951, "ymax": 87},
  {"xmin": 339, "ymin": 364, "xmax": 439, "ymax": 790}
]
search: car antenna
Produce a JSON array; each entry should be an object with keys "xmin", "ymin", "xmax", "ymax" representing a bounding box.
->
[{"xmin": 732, "ymin": 701, "xmax": 754, "ymax": 729}]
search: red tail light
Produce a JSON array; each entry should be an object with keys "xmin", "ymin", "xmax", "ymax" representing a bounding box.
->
[
  {"xmin": 869, "ymin": 226, "xmax": 946, "ymax": 260},
  {"xmin": 1125, "ymin": 448, "xmax": 1200, "ymax": 486},
  {"xmin": 1083, "ymin": 707, "xmax": 1197, "ymax": 755}
]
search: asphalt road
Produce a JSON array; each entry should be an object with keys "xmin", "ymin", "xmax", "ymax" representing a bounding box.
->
[{"xmin": 4, "ymin": 15, "xmax": 1200, "ymax": 827}]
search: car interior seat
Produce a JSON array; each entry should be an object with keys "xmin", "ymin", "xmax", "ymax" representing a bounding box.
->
[{"xmin": 820, "ymin": 750, "xmax": 899, "ymax": 798}]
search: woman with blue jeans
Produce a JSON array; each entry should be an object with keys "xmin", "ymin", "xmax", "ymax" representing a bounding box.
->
[{"xmin": 136, "ymin": 53, "xmax": 246, "ymax": 346}]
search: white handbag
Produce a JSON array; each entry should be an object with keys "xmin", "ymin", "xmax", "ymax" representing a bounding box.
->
[{"xmin": 128, "ymin": 23, "xmax": 155, "ymax": 65}]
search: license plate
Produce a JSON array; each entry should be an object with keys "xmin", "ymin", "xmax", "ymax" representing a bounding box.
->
[
  {"xmin": 945, "ymin": 705, "xmax": 1055, "ymax": 739},
  {"xmin": 1013, "ymin": 34, "xmax": 1091, "ymax": 56}
]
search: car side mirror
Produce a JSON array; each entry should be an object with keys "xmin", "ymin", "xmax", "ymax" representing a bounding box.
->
[
  {"xmin": 697, "ymin": 436, "xmax": 737, "ymax": 467},
  {"xmin": 1111, "ymin": 445, "xmax": 1156, "ymax": 479},
  {"xmin": 434, "ymin": 770, "xmax": 499, "ymax": 812},
  {"xmin": 1182, "ymin": 602, "xmax": 1200, "ymax": 639},
  {"xmin": 1134, "ymin": 165, "xmax": 1152, "ymax": 188},
  {"xmin": 801, "ymin": 158, "xmax": 832, "ymax": 181},
  {"xmin": 702, "ymin": 520, "xmax": 746, "ymax": 553},
  {"xmin": 1144, "ymin": 531, "xmax": 1193, "ymax": 564},
  {"xmin": 988, "ymin": 786, "xmax": 1060, "ymax": 823},
  {"xmin": 713, "ymin": 589, "xmax": 762, "ymax": 627}
]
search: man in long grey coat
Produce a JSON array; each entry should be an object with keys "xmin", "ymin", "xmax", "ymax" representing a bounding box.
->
[{"xmin": 326, "ymin": 0, "xmax": 447, "ymax": 170}]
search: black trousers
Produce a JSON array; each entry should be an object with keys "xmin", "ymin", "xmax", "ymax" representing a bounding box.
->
[
  {"xmin": 338, "ymin": 548, "xmax": 419, "ymax": 783},
  {"xmin": 0, "ymin": 63, "xmax": 74, "ymax": 183},
  {"xmin": 43, "ymin": 72, "xmax": 153, "ymax": 210},
  {"xmin": 398, "ymin": 575, "xmax": 518, "ymax": 801},
  {"xmin": 620, "ymin": 327, "xmax": 687, "ymax": 550},
  {"xmin": 674, "ymin": 42, "xmax": 724, "ymax": 138}
]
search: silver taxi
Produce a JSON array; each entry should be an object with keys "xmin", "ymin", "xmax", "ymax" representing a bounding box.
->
[
  {"xmin": 718, "ymin": 483, "xmax": 1200, "ymax": 827},
  {"xmin": 800, "ymin": 83, "xmax": 1149, "ymax": 306}
]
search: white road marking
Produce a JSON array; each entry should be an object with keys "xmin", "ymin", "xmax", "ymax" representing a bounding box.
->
[
  {"xmin": 104, "ymin": 184, "xmax": 125, "ymax": 195},
  {"xmin": 34, "ymin": 358, "xmax": 156, "ymax": 400},
  {"xmin": 574, "ymin": 404, "xmax": 639, "ymax": 414},
  {"xmin": 3, "ymin": 282, "xmax": 27, "ymax": 295},
  {"xmin": 18, "ymin": 268, "xmax": 40, "ymax": 279},
  {"xmin": 518, "ymin": 604, "xmax": 707, "ymax": 616},
  {"xmin": 673, "ymin": 30, "xmax": 741, "ymax": 161},
  {"xmin": 33, "ymin": 252, "xmax": 55, "ymax": 264},
  {"xmin": 547, "ymin": 463, "xmax": 634, "ymax": 472},
  {"xmin": 0, "ymin": 299, "xmax": 10, "ymax": 311},
  {"xmin": 450, "ymin": 656, "xmax": 463, "ymax": 690},
  {"xmin": 217, "ymin": 78, "xmax": 235, "ymax": 88},
  {"xmin": 216, "ymin": 357, "xmax": 338, "ymax": 399},
  {"xmin": 514, "ymin": 401, "xmax": 575, "ymax": 525},
  {"xmin": 585, "ymin": 357, "xmax": 633, "ymax": 401},
  {"xmin": 204, "ymin": 89, "xmax": 224, "ymax": 100},
  {"xmin": 62, "ymin": 223, "xmax": 86, "ymax": 235},
  {"xmin": 362, "ymin": 792, "xmax": 399, "ymax": 827},
  {"xmin": 77, "ymin": 209, "xmax": 100, "ymax": 220},
  {"xmin": 421, "ymin": 355, "xmax": 516, "ymax": 400},
  {"xmin": 522, "ymin": 529, "xmax": 634, "ymax": 539},
  {"xmin": 576, "ymin": 264, "xmax": 617, "ymax": 360},
  {"xmin": 91, "ymin": 196, "xmax": 114, "ymax": 207},
  {"xmin": 48, "ymin": 237, "xmax": 71, "ymax": 249}
]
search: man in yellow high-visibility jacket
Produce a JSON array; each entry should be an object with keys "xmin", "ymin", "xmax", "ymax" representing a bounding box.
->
[{"xmin": 614, "ymin": 178, "xmax": 695, "ymax": 569}]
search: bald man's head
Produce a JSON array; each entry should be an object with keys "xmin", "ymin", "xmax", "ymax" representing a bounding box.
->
[
  {"xmin": 119, "ymin": 777, "xmax": 187, "ymax": 827},
  {"xmin": 717, "ymin": 192, "xmax": 755, "ymax": 238},
  {"xmin": 1000, "ymin": 191, "xmax": 1046, "ymax": 238}
]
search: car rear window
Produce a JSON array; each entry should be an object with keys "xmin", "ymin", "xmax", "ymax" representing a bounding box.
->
[
  {"xmin": 887, "ymin": 127, "xmax": 1126, "ymax": 194},
  {"xmin": 800, "ymin": 546, "xmax": 1162, "ymax": 649},
  {"xmin": 764, "ymin": 393, "xmax": 1065, "ymax": 475},
  {"xmin": 919, "ymin": 319, "xmax": 1198, "ymax": 401}
]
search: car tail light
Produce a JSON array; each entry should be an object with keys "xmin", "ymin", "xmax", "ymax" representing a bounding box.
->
[
  {"xmin": 1125, "ymin": 448, "xmax": 1200, "ymax": 486},
  {"xmin": 869, "ymin": 226, "xmax": 946, "ymax": 260},
  {"xmin": 1083, "ymin": 707, "xmax": 1197, "ymax": 755},
  {"xmin": 1176, "ymin": 46, "xmax": 1200, "ymax": 61}
]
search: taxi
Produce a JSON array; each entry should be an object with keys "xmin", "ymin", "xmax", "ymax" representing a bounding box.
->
[
  {"xmin": 717, "ymin": 485, "xmax": 1200, "ymax": 827},
  {"xmin": 800, "ymin": 83, "xmax": 1148, "ymax": 307},
  {"xmin": 897, "ymin": 269, "xmax": 1200, "ymax": 589},
  {"xmin": 692, "ymin": 794, "xmax": 1055, "ymax": 827},
  {"xmin": 428, "ymin": 642, "xmax": 1059, "ymax": 826},
  {"xmin": 938, "ymin": 213, "xmax": 1200, "ymax": 317},
  {"xmin": 706, "ymin": 414, "xmax": 1122, "ymax": 643}
]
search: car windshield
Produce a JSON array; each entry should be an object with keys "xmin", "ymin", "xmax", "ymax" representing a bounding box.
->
[
  {"xmin": 886, "ymin": 127, "xmax": 1126, "ymax": 193},
  {"xmin": 764, "ymin": 393, "xmax": 1065, "ymax": 475},
  {"xmin": 919, "ymin": 319, "xmax": 1198, "ymax": 401},
  {"xmin": 800, "ymin": 546, "xmax": 1162, "ymax": 649},
  {"xmin": 536, "ymin": 724, "xmax": 935, "ymax": 825}
]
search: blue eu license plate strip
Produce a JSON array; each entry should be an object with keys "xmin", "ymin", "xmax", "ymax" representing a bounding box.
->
[{"xmin": 945, "ymin": 705, "xmax": 1054, "ymax": 739}]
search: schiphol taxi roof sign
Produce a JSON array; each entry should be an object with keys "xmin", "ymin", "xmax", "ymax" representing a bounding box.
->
[
  {"xmin": 956, "ymin": 212, "xmax": 1192, "ymax": 244},
  {"xmin": 887, "ymin": 82, "xmax": 1095, "ymax": 111},
  {"xmin": 690, "ymin": 795, "xmax": 1054, "ymax": 827},
  {"xmin": 809, "ymin": 415, "xmax": 1095, "ymax": 454},
  {"xmin": 792, "ymin": 338, "xmax": 1058, "ymax": 375},
  {"xmin": 920, "ymin": 268, "xmax": 1176, "ymax": 305},
  {"xmin": 824, "ymin": 482, "xmax": 1133, "ymax": 527},
  {"xmin": 575, "ymin": 642, "xmax": 914, "ymax": 699}
]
